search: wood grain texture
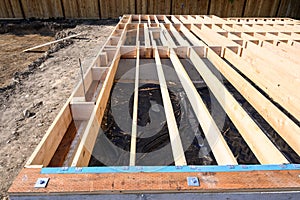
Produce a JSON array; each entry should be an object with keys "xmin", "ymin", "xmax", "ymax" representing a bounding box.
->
[
  {"xmin": 9, "ymin": 168, "xmax": 300, "ymax": 195},
  {"xmin": 21, "ymin": 0, "xmax": 63, "ymax": 18},
  {"xmin": 0, "ymin": 0, "xmax": 13, "ymax": 18},
  {"xmin": 244, "ymin": 0, "xmax": 281, "ymax": 17},
  {"xmin": 172, "ymin": 0, "xmax": 187, "ymax": 15},
  {"xmin": 277, "ymin": 0, "xmax": 300, "ymax": 18},
  {"xmin": 26, "ymin": 104, "xmax": 73, "ymax": 166},
  {"xmin": 0, "ymin": 0, "xmax": 23, "ymax": 18},
  {"xmin": 209, "ymin": 0, "xmax": 246, "ymax": 17},
  {"xmin": 103, "ymin": 0, "xmax": 133, "ymax": 18},
  {"xmin": 48, "ymin": 121, "xmax": 77, "ymax": 167},
  {"xmin": 189, "ymin": 0, "xmax": 209, "ymax": 15},
  {"xmin": 136, "ymin": 0, "xmax": 147, "ymax": 14},
  {"xmin": 1, "ymin": 0, "xmax": 300, "ymax": 19},
  {"xmin": 172, "ymin": 0, "xmax": 209, "ymax": 15},
  {"xmin": 100, "ymin": 0, "xmax": 108, "ymax": 18},
  {"xmin": 209, "ymin": 46, "xmax": 300, "ymax": 156},
  {"xmin": 72, "ymin": 47, "xmax": 124, "ymax": 166},
  {"xmin": 63, "ymin": 0, "xmax": 99, "ymax": 19}
]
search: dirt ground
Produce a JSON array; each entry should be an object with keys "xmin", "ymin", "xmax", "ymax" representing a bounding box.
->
[
  {"xmin": 0, "ymin": 20, "xmax": 116, "ymax": 199},
  {"xmin": 0, "ymin": 34, "xmax": 53, "ymax": 88}
]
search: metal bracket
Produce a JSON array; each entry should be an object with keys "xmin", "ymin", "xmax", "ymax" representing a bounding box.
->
[
  {"xmin": 187, "ymin": 177, "xmax": 200, "ymax": 186},
  {"xmin": 34, "ymin": 178, "xmax": 50, "ymax": 188}
]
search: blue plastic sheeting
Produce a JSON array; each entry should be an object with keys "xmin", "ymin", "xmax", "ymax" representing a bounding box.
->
[{"xmin": 41, "ymin": 164, "xmax": 300, "ymax": 174}]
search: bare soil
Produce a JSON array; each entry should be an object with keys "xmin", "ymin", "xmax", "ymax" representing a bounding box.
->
[{"xmin": 0, "ymin": 20, "xmax": 116, "ymax": 199}]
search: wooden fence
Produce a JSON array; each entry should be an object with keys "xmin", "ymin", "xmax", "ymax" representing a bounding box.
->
[{"xmin": 0, "ymin": 0, "xmax": 300, "ymax": 19}]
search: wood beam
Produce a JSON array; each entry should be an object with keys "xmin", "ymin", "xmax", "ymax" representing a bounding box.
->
[
  {"xmin": 206, "ymin": 47, "xmax": 300, "ymax": 156},
  {"xmin": 169, "ymin": 48, "xmax": 237, "ymax": 165},
  {"xmin": 224, "ymin": 48, "xmax": 300, "ymax": 122},
  {"xmin": 153, "ymin": 37, "xmax": 187, "ymax": 166},
  {"xmin": 189, "ymin": 48, "xmax": 288, "ymax": 164},
  {"xmin": 129, "ymin": 43, "xmax": 140, "ymax": 166}
]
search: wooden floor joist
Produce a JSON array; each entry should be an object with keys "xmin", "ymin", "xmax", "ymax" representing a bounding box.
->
[
  {"xmin": 153, "ymin": 40, "xmax": 187, "ymax": 166},
  {"xmin": 129, "ymin": 42, "xmax": 140, "ymax": 166},
  {"xmin": 168, "ymin": 48, "xmax": 237, "ymax": 165},
  {"xmin": 10, "ymin": 15, "xmax": 300, "ymax": 198}
]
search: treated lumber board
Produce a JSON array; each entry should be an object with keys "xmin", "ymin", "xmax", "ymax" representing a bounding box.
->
[
  {"xmin": 223, "ymin": 48, "xmax": 300, "ymax": 123},
  {"xmin": 153, "ymin": 44, "xmax": 187, "ymax": 166},
  {"xmin": 129, "ymin": 43, "xmax": 139, "ymax": 166},
  {"xmin": 207, "ymin": 47, "xmax": 300, "ymax": 156},
  {"xmin": 168, "ymin": 48, "xmax": 237, "ymax": 165},
  {"xmin": 209, "ymin": 0, "xmax": 246, "ymax": 17},
  {"xmin": 25, "ymin": 103, "xmax": 73, "ymax": 166},
  {"xmin": 189, "ymin": 48, "xmax": 288, "ymax": 164},
  {"xmin": 9, "ymin": 168, "xmax": 300, "ymax": 194},
  {"xmin": 244, "ymin": 0, "xmax": 281, "ymax": 17}
]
